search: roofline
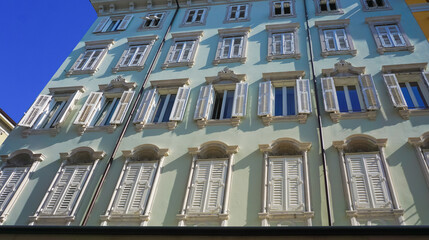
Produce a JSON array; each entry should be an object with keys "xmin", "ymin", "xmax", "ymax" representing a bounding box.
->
[{"xmin": 0, "ymin": 108, "xmax": 16, "ymax": 128}]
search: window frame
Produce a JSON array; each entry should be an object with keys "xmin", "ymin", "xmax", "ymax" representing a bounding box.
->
[
  {"xmin": 360, "ymin": 0, "xmax": 392, "ymax": 11},
  {"xmin": 213, "ymin": 27, "xmax": 250, "ymax": 65},
  {"xmin": 266, "ymin": 23, "xmax": 301, "ymax": 61},
  {"xmin": 181, "ymin": 8, "xmax": 209, "ymax": 27},
  {"xmin": 92, "ymin": 15, "xmax": 134, "ymax": 34},
  {"xmin": 224, "ymin": 4, "xmax": 251, "ymax": 23},
  {"xmin": 269, "ymin": 0, "xmax": 296, "ymax": 19},
  {"xmin": 138, "ymin": 12, "xmax": 167, "ymax": 31},
  {"xmin": 314, "ymin": 0, "xmax": 344, "ymax": 15},
  {"xmin": 315, "ymin": 19, "xmax": 356, "ymax": 57},
  {"xmin": 409, "ymin": 132, "xmax": 429, "ymax": 190},
  {"xmin": 162, "ymin": 31, "xmax": 203, "ymax": 69}
]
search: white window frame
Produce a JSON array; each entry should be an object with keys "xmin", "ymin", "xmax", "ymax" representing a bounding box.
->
[
  {"xmin": 315, "ymin": 19, "xmax": 356, "ymax": 57},
  {"xmin": 266, "ymin": 23, "xmax": 300, "ymax": 61},
  {"xmin": 270, "ymin": 0, "xmax": 296, "ymax": 18},
  {"xmin": 315, "ymin": 0, "xmax": 343, "ymax": 15},
  {"xmin": 409, "ymin": 133, "xmax": 429, "ymax": 190},
  {"xmin": 225, "ymin": 4, "xmax": 251, "ymax": 23},
  {"xmin": 113, "ymin": 35, "xmax": 158, "ymax": 73},
  {"xmin": 181, "ymin": 8, "xmax": 208, "ymax": 27},
  {"xmin": 213, "ymin": 27, "xmax": 250, "ymax": 65},
  {"xmin": 138, "ymin": 12, "xmax": 166, "ymax": 30},
  {"xmin": 92, "ymin": 15, "xmax": 134, "ymax": 34},
  {"xmin": 162, "ymin": 31, "xmax": 203, "ymax": 69},
  {"xmin": 360, "ymin": 0, "xmax": 392, "ymax": 11}
]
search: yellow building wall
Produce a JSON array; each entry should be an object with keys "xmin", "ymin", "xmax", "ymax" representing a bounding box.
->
[
  {"xmin": 405, "ymin": 0, "xmax": 427, "ymax": 4},
  {"xmin": 406, "ymin": 0, "xmax": 429, "ymax": 41}
]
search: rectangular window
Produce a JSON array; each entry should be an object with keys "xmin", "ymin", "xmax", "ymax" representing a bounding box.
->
[
  {"xmin": 185, "ymin": 9, "xmax": 206, "ymax": 24},
  {"xmin": 92, "ymin": 98, "xmax": 120, "ymax": 126},
  {"xmin": 220, "ymin": 37, "xmax": 243, "ymax": 59},
  {"xmin": 74, "ymin": 49, "xmax": 104, "ymax": 71},
  {"xmin": 273, "ymin": 1, "xmax": 292, "ymax": 16},
  {"xmin": 120, "ymin": 45, "xmax": 148, "ymax": 67},
  {"xmin": 335, "ymin": 85, "xmax": 364, "ymax": 113},
  {"xmin": 228, "ymin": 5, "xmax": 248, "ymax": 21},
  {"xmin": 366, "ymin": 0, "xmax": 385, "ymax": 8},
  {"xmin": 375, "ymin": 25, "xmax": 406, "ymax": 48},
  {"xmin": 274, "ymin": 86, "xmax": 296, "ymax": 116},
  {"xmin": 149, "ymin": 94, "xmax": 177, "ymax": 123},
  {"xmin": 272, "ymin": 33, "xmax": 294, "ymax": 55},
  {"xmin": 93, "ymin": 15, "xmax": 133, "ymax": 33},
  {"xmin": 320, "ymin": 0, "xmax": 338, "ymax": 12},
  {"xmin": 399, "ymin": 82, "xmax": 429, "ymax": 109},
  {"xmin": 169, "ymin": 41, "xmax": 195, "ymax": 63},
  {"xmin": 143, "ymin": 13, "xmax": 164, "ymax": 28},
  {"xmin": 211, "ymin": 90, "xmax": 234, "ymax": 120},
  {"xmin": 323, "ymin": 29, "xmax": 349, "ymax": 51},
  {"xmin": 34, "ymin": 100, "xmax": 67, "ymax": 129},
  {"xmin": 0, "ymin": 167, "xmax": 29, "ymax": 215}
]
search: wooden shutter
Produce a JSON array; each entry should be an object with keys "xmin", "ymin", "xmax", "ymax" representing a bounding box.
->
[
  {"xmin": 336, "ymin": 29, "xmax": 349, "ymax": 50},
  {"xmin": 133, "ymin": 89, "xmax": 157, "ymax": 124},
  {"xmin": 383, "ymin": 74, "xmax": 407, "ymax": 108},
  {"xmin": 376, "ymin": 26, "xmax": 393, "ymax": 47},
  {"xmin": 296, "ymin": 79, "xmax": 312, "ymax": 114},
  {"xmin": 387, "ymin": 25, "xmax": 405, "ymax": 47},
  {"xmin": 268, "ymin": 158, "xmax": 286, "ymax": 212},
  {"xmin": 169, "ymin": 42, "xmax": 184, "ymax": 62},
  {"xmin": 117, "ymin": 15, "xmax": 133, "ymax": 30},
  {"xmin": 232, "ymin": 82, "xmax": 248, "ymax": 117},
  {"xmin": 93, "ymin": 17, "xmax": 109, "ymax": 33},
  {"xmin": 18, "ymin": 95, "xmax": 52, "ymax": 128},
  {"xmin": 421, "ymin": 72, "xmax": 429, "ymax": 89},
  {"xmin": 194, "ymin": 85, "xmax": 214, "ymax": 120},
  {"xmin": 258, "ymin": 81, "xmax": 274, "ymax": 116},
  {"xmin": 346, "ymin": 154, "xmax": 371, "ymax": 209},
  {"xmin": 53, "ymin": 91, "xmax": 82, "ymax": 127},
  {"xmin": 169, "ymin": 86, "xmax": 191, "ymax": 121},
  {"xmin": 272, "ymin": 34, "xmax": 282, "ymax": 55},
  {"xmin": 232, "ymin": 37, "xmax": 243, "ymax": 57},
  {"xmin": 359, "ymin": 74, "xmax": 379, "ymax": 110},
  {"xmin": 321, "ymin": 77, "xmax": 339, "ymax": 112},
  {"xmin": 188, "ymin": 161, "xmax": 210, "ymax": 213},
  {"xmin": 74, "ymin": 92, "xmax": 103, "ymax": 125},
  {"xmin": 181, "ymin": 41, "xmax": 195, "ymax": 62},
  {"xmin": 324, "ymin": 30, "xmax": 336, "ymax": 51},
  {"xmin": 0, "ymin": 167, "xmax": 29, "ymax": 213},
  {"xmin": 284, "ymin": 33, "xmax": 294, "ymax": 53},
  {"xmin": 363, "ymin": 154, "xmax": 391, "ymax": 209},
  {"xmin": 110, "ymin": 91, "xmax": 135, "ymax": 125},
  {"xmin": 285, "ymin": 157, "xmax": 304, "ymax": 211}
]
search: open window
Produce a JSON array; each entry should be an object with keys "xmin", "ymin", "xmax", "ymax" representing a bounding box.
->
[
  {"xmin": 29, "ymin": 147, "xmax": 105, "ymax": 226},
  {"xmin": 100, "ymin": 144, "xmax": 168, "ymax": 226},
  {"xmin": 360, "ymin": 0, "xmax": 391, "ymax": 11},
  {"xmin": 213, "ymin": 27, "xmax": 250, "ymax": 65},
  {"xmin": 133, "ymin": 78, "xmax": 191, "ymax": 131},
  {"xmin": 266, "ymin": 23, "xmax": 301, "ymax": 61},
  {"xmin": 315, "ymin": 0, "xmax": 343, "ymax": 15},
  {"xmin": 315, "ymin": 19, "xmax": 356, "ymax": 57},
  {"xmin": 333, "ymin": 135, "xmax": 404, "ymax": 226},
  {"xmin": 177, "ymin": 141, "xmax": 238, "ymax": 226},
  {"xmin": 138, "ymin": 12, "xmax": 166, "ymax": 30},
  {"xmin": 73, "ymin": 76, "xmax": 136, "ymax": 135},
  {"xmin": 270, "ymin": 0, "xmax": 295, "ymax": 18},
  {"xmin": 18, "ymin": 86, "xmax": 85, "ymax": 137},
  {"xmin": 321, "ymin": 60, "xmax": 380, "ymax": 122},
  {"xmin": 162, "ymin": 31, "xmax": 203, "ymax": 69},
  {"xmin": 92, "ymin": 15, "xmax": 133, "ymax": 34},
  {"xmin": 194, "ymin": 68, "xmax": 248, "ymax": 128}
]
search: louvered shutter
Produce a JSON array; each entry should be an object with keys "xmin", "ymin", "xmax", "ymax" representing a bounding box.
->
[
  {"xmin": 93, "ymin": 17, "xmax": 109, "ymax": 33},
  {"xmin": 296, "ymin": 79, "xmax": 312, "ymax": 114},
  {"xmin": 188, "ymin": 161, "xmax": 210, "ymax": 213},
  {"xmin": 204, "ymin": 160, "xmax": 227, "ymax": 213},
  {"xmin": 18, "ymin": 95, "xmax": 52, "ymax": 128},
  {"xmin": 284, "ymin": 33, "xmax": 294, "ymax": 53},
  {"xmin": 232, "ymin": 82, "xmax": 248, "ymax": 117},
  {"xmin": 0, "ymin": 167, "xmax": 29, "ymax": 213},
  {"xmin": 421, "ymin": 72, "xmax": 429, "ymax": 89},
  {"xmin": 53, "ymin": 91, "xmax": 82, "ymax": 127},
  {"xmin": 169, "ymin": 86, "xmax": 191, "ymax": 121},
  {"xmin": 359, "ymin": 74, "xmax": 379, "ymax": 110},
  {"xmin": 387, "ymin": 25, "xmax": 405, "ymax": 47},
  {"xmin": 181, "ymin": 41, "xmax": 195, "ymax": 62},
  {"xmin": 117, "ymin": 15, "xmax": 133, "ymax": 30},
  {"xmin": 286, "ymin": 157, "xmax": 304, "ymax": 211},
  {"xmin": 111, "ymin": 163, "xmax": 139, "ymax": 214},
  {"xmin": 346, "ymin": 154, "xmax": 371, "ymax": 209},
  {"xmin": 321, "ymin": 77, "xmax": 339, "ymax": 112},
  {"xmin": 109, "ymin": 91, "xmax": 135, "ymax": 125},
  {"xmin": 336, "ymin": 29, "xmax": 349, "ymax": 50},
  {"xmin": 194, "ymin": 85, "xmax": 214, "ymax": 120},
  {"xmin": 74, "ymin": 92, "xmax": 103, "ymax": 125},
  {"xmin": 376, "ymin": 26, "xmax": 393, "ymax": 47},
  {"xmin": 324, "ymin": 30, "xmax": 336, "ymax": 51},
  {"xmin": 383, "ymin": 74, "xmax": 407, "ymax": 108},
  {"xmin": 363, "ymin": 154, "xmax": 391, "ymax": 209},
  {"xmin": 268, "ymin": 158, "xmax": 286, "ymax": 212},
  {"xmin": 272, "ymin": 34, "xmax": 282, "ymax": 55},
  {"xmin": 258, "ymin": 81, "xmax": 273, "ymax": 116},
  {"xmin": 133, "ymin": 89, "xmax": 157, "ymax": 124}
]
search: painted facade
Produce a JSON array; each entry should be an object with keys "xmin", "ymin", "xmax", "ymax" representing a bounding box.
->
[
  {"xmin": 406, "ymin": 0, "xmax": 429, "ymax": 41},
  {"xmin": 1, "ymin": 0, "xmax": 429, "ymax": 228},
  {"xmin": 0, "ymin": 109, "xmax": 15, "ymax": 147}
]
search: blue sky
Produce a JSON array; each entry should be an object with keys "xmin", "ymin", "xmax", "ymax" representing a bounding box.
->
[{"xmin": 0, "ymin": 1, "xmax": 97, "ymax": 122}]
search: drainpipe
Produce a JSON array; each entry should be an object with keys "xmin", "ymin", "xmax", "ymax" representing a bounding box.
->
[
  {"xmin": 303, "ymin": 0, "xmax": 333, "ymax": 226},
  {"xmin": 82, "ymin": 0, "xmax": 181, "ymax": 225}
]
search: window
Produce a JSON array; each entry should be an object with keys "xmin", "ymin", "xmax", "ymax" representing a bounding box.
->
[
  {"xmin": 162, "ymin": 31, "xmax": 203, "ymax": 69},
  {"xmin": 321, "ymin": 60, "xmax": 380, "ymax": 122},
  {"xmin": 92, "ymin": 15, "xmax": 133, "ymax": 33},
  {"xmin": 138, "ymin": 12, "xmax": 166, "ymax": 30},
  {"xmin": 409, "ymin": 132, "xmax": 429, "ymax": 189},
  {"xmin": 66, "ymin": 39, "xmax": 114, "ymax": 76},
  {"xmin": 333, "ymin": 136, "xmax": 404, "ymax": 226},
  {"xmin": 259, "ymin": 139, "xmax": 313, "ymax": 226},
  {"xmin": 177, "ymin": 142, "xmax": 238, "ymax": 226},
  {"xmin": 270, "ymin": 1, "xmax": 295, "ymax": 18},
  {"xmin": 113, "ymin": 35, "xmax": 157, "ymax": 73},
  {"xmin": 100, "ymin": 145, "xmax": 168, "ymax": 226},
  {"xmin": 194, "ymin": 68, "xmax": 248, "ymax": 128},
  {"xmin": 0, "ymin": 150, "xmax": 44, "ymax": 225},
  {"xmin": 18, "ymin": 86, "xmax": 84, "ymax": 137},
  {"xmin": 225, "ymin": 4, "xmax": 250, "ymax": 22},
  {"xmin": 315, "ymin": 19, "xmax": 356, "ymax": 57},
  {"xmin": 182, "ymin": 8, "xmax": 208, "ymax": 26},
  {"xmin": 365, "ymin": 15, "xmax": 413, "ymax": 54},
  {"xmin": 29, "ymin": 147, "xmax": 105, "ymax": 225},
  {"xmin": 258, "ymin": 72, "xmax": 311, "ymax": 125},
  {"xmin": 360, "ymin": 0, "xmax": 391, "ymax": 11},
  {"xmin": 133, "ymin": 78, "xmax": 190, "ymax": 131},
  {"xmin": 213, "ymin": 27, "xmax": 250, "ymax": 65},
  {"xmin": 266, "ymin": 23, "xmax": 300, "ymax": 61},
  {"xmin": 73, "ymin": 76, "xmax": 136, "ymax": 134},
  {"xmin": 315, "ymin": 0, "xmax": 343, "ymax": 14}
]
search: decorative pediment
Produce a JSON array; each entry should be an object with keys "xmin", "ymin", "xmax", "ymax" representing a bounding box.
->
[
  {"xmin": 333, "ymin": 134, "xmax": 387, "ymax": 152},
  {"xmin": 205, "ymin": 67, "xmax": 246, "ymax": 85},
  {"xmin": 122, "ymin": 144, "xmax": 169, "ymax": 161},
  {"xmin": 259, "ymin": 138, "xmax": 311, "ymax": 155},
  {"xmin": 322, "ymin": 60, "xmax": 365, "ymax": 77},
  {"xmin": 409, "ymin": 132, "xmax": 429, "ymax": 148},
  {"xmin": 99, "ymin": 76, "xmax": 137, "ymax": 93},
  {"xmin": 1, "ymin": 149, "xmax": 45, "ymax": 167},
  {"xmin": 60, "ymin": 147, "xmax": 105, "ymax": 164},
  {"xmin": 188, "ymin": 141, "xmax": 238, "ymax": 158}
]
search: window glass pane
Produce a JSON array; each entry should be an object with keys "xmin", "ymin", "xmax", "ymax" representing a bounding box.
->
[
  {"xmin": 40, "ymin": 101, "xmax": 63, "ymax": 128},
  {"xmin": 410, "ymin": 82, "xmax": 428, "ymax": 109},
  {"xmin": 336, "ymin": 86, "xmax": 348, "ymax": 113},
  {"xmin": 95, "ymin": 99, "xmax": 113, "ymax": 126},
  {"xmin": 187, "ymin": 10, "xmax": 195, "ymax": 22},
  {"xmin": 223, "ymin": 90, "xmax": 234, "ymax": 119},
  {"xmin": 286, "ymin": 87, "xmax": 295, "ymax": 116},
  {"xmin": 348, "ymin": 86, "xmax": 362, "ymax": 112},
  {"xmin": 152, "ymin": 95, "xmax": 167, "ymax": 123},
  {"xmin": 211, "ymin": 92, "xmax": 224, "ymax": 120},
  {"xmin": 274, "ymin": 87, "xmax": 283, "ymax": 116},
  {"xmin": 274, "ymin": 2, "xmax": 282, "ymax": 15},
  {"xmin": 162, "ymin": 94, "xmax": 176, "ymax": 122},
  {"xmin": 400, "ymin": 83, "xmax": 415, "ymax": 109},
  {"xmin": 104, "ymin": 99, "xmax": 119, "ymax": 124}
]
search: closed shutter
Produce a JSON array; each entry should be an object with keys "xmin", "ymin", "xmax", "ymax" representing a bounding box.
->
[
  {"xmin": 268, "ymin": 158, "xmax": 286, "ymax": 212},
  {"xmin": 383, "ymin": 74, "xmax": 407, "ymax": 108},
  {"xmin": 324, "ymin": 30, "xmax": 336, "ymax": 51},
  {"xmin": 53, "ymin": 91, "xmax": 82, "ymax": 127},
  {"xmin": 109, "ymin": 91, "xmax": 135, "ymax": 125},
  {"xmin": 285, "ymin": 157, "xmax": 304, "ymax": 211},
  {"xmin": 117, "ymin": 15, "xmax": 133, "ymax": 30},
  {"xmin": 133, "ymin": 89, "xmax": 157, "ymax": 123},
  {"xmin": 376, "ymin": 26, "xmax": 393, "ymax": 47},
  {"xmin": 188, "ymin": 162, "xmax": 210, "ymax": 213},
  {"xmin": 321, "ymin": 77, "xmax": 339, "ymax": 112},
  {"xmin": 0, "ymin": 167, "xmax": 29, "ymax": 214},
  {"xmin": 296, "ymin": 79, "xmax": 312, "ymax": 114},
  {"xmin": 258, "ymin": 81, "xmax": 274, "ymax": 116},
  {"xmin": 181, "ymin": 41, "xmax": 195, "ymax": 62},
  {"xmin": 170, "ymin": 42, "xmax": 184, "ymax": 62},
  {"xmin": 194, "ymin": 85, "xmax": 214, "ymax": 120},
  {"xmin": 18, "ymin": 95, "xmax": 52, "ymax": 128},
  {"xmin": 74, "ymin": 92, "xmax": 103, "ymax": 125},
  {"xmin": 232, "ymin": 37, "xmax": 243, "ymax": 57},
  {"xmin": 221, "ymin": 38, "xmax": 232, "ymax": 58},
  {"xmin": 359, "ymin": 74, "xmax": 379, "ymax": 110},
  {"xmin": 93, "ymin": 17, "xmax": 109, "ymax": 33},
  {"xmin": 232, "ymin": 82, "xmax": 248, "ymax": 117},
  {"xmin": 169, "ymin": 86, "xmax": 191, "ymax": 121},
  {"xmin": 346, "ymin": 154, "xmax": 371, "ymax": 209},
  {"xmin": 364, "ymin": 154, "xmax": 391, "ymax": 209},
  {"xmin": 421, "ymin": 72, "xmax": 429, "ymax": 89},
  {"xmin": 284, "ymin": 33, "xmax": 294, "ymax": 53},
  {"xmin": 336, "ymin": 29, "xmax": 349, "ymax": 50},
  {"xmin": 272, "ymin": 34, "xmax": 282, "ymax": 55},
  {"xmin": 387, "ymin": 25, "xmax": 405, "ymax": 47}
]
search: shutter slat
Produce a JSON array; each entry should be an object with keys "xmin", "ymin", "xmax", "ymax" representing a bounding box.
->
[
  {"xmin": 110, "ymin": 91, "xmax": 135, "ymax": 124},
  {"xmin": 268, "ymin": 159, "xmax": 285, "ymax": 212},
  {"xmin": 128, "ymin": 162, "xmax": 157, "ymax": 213},
  {"xmin": 193, "ymin": 85, "xmax": 214, "ymax": 120},
  {"xmin": 232, "ymin": 82, "xmax": 248, "ymax": 117},
  {"xmin": 0, "ymin": 167, "xmax": 28, "ymax": 213},
  {"xmin": 296, "ymin": 79, "xmax": 312, "ymax": 114},
  {"xmin": 133, "ymin": 89, "xmax": 157, "ymax": 123},
  {"xmin": 321, "ymin": 77, "xmax": 339, "ymax": 112},
  {"xmin": 258, "ymin": 81, "xmax": 273, "ymax": 116},
  {"xmin": 169, "ymin": 86, "xmax": 191, "ymax": 121},
  {"xmin": 18, "ymin": 95, "xmax": 52, "ymax": 128},
  {"xmin": 93, "ymin": 17, "xmax": 109, "ymax": 33},
  {"xmin": 383, "ymin": 74, "xmax": 407, "ymax": 108},
  {"xmin": 41, "ymin": 167, "xmax": 75, "ymax": 215},
  {"xmin": 205, "ymin": 161, "xmax": 226, "ymax": 213},
  {"xmin": 117, "ymin": 15, "xmax": 133, "ymax": 30},
  {"xmin": 285, "ymin": 158, "xmax": 303, "ymax": 211},
  {"xmin": 359, "ymin": 74, "xmax": 379, "ymax": 110},
  {"xmin": 421, "ymin": 72, "xmax": 429, "ymax": 89},
  {"xmin": 74, "ymin": 92, "xmax": 103, "ymax": 125},
  {"xmin": 363, "ymin": 154, "xmax": 391, "ymax": 209},
  {"xmin": 346, "ymin": 155, "xmax": 371, "ymax": 209},
  {"xmin": 188, "ymin": 162, "xmax": 210, "ymax": 213}
]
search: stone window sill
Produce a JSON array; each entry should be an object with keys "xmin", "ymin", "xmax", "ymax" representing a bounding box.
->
[
  {"xmin": 112, "ymin": 65, "xmax": 144, "ymax": 73},
  {"xmin": 261, "ymin": 114, "xmax": 308, "ymax": 126},
  {"xmin": 377, "ymin": 46, "xmax": 414, "ymax": 54},
  {"xmin": 76, "ymin": 124, "xmax": 117, "ymax": 135},
  {"xmin": 100, "ymin": 214, "xmax": 149, "ymax": 222},
  {"xmin": 258, "ymin": 211, "xmax": 314, "ymax": 220},
  {"xmin": 196, "ymin": 118, "xmax": 241, "ymax": 128},
  {"xmin": 316, "ymin": 10, "xmax": 344, "ymax": 16},
  {"xmin": 21, "ymin": 127, "xmax": 60, "ymax": 138},
  {"xmin": 322, "ymin": 49, "xmax": 357, "ymax": 57},
  {"xmin": 162, "ymin": 61, "xmax": 194, "ymax": 69},
  {"xmin": 346, "ymin": 209, "xmax": 404, "ymax": 218},
  {"xmin": 177, "ymin": 213, "xmax": 229, "ymax": 221},
  {"xmin": 134, "ymin": 122, "xmax": 177, "ymax": 131},
  {"xmin": 213, "ymin": 57, "xmax": 246, "ymax": 66},
  {"xmin": 66, "ymin": 69, "xmax": 97, "ymax": 77},
  {"xmin": 267, "ymin": 53, "xmax": 301, "ymax": 61},
  {"xmin": 329, "ymin": 111, "xmax": 377, "ymax": 123},
  {"xmin": 398, "ymin": 108, "xmax": 429, "ymax": 120}
]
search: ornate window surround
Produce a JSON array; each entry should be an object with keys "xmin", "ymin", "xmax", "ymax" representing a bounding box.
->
[
  {"xmin": 162, "ymin": 31, "xmax": 204, "ymax": 69},
  {"xmin": 314, "ymin": 19, "xmax": 357, "ymax": 57},
  {"xmin": 265, "ymin": 23, "xmax": 301, "ymax": 61},
  {"xmin": 409, "ymin": 132, "xmax": 429, "ymax": 188},
  {"xmin": 213, "ymin": 27, "xmax": 251, "ymax": 66}
]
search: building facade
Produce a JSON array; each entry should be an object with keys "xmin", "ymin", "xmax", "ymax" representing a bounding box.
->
[
  {"xmin": 1, "ymin": 0, "xmax": 429, "ymax": 228},
  {"xmin": 0, "ymin": 109, "xmax": 16, "ymax": 147},
  {"xmin": 406, "ymin": 0, "xmax": 429, "ymax": 41}
]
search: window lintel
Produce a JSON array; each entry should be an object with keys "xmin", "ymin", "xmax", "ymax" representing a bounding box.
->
[
  {"xmin": 188, "ymin": 141, "xmax": 239, "ymax": 156},
  {"xmin": 262, "ymin": 71, "xmax": 305, "ymax": 81},
  {"xmin": 171, "ymin": 31, "xmax": 204, "ymax": 39},
  {"xmin": 150, "ymin": 78, "xmax": 190, "ymax": 89},
  {"xmin": 48, "ymin": 86, "xmax": 85, "ymax": 96},
  {"xmin": 205, "ymin": 67, "xmax": 246, "ymax": 85},
  {"xmin": 381, "ymin": 63, "xmax": 427, "ymax": 74},
  {"xmin": 85, "ymin": 39, "xmax": 115, "ymax": 50},
  {"xmin": 333, "ymin": 134, "xmax": 387, "ymax": 151},
  {"xmin": 127, "ymin": 35, "xmax": 158, "ymax": 45},
  {"xmin": 259, "ymin": 138, "xmax": 311, "ymax": 154},
  {"xmin": 365, "ymin": 15, "xmax": 401, "ymax": 24},
  {"xmin": 322, "ymin": 60, "xmax": 365, "ymax": 77},
  {"xmin": 98, "ymin": 76, "xmax": 137, "ymax": 92},
  {"xmin": 218, "ymin": 27, "xmax": 251, "ymax": 36},
  {"xmin": 408, "ymin": 132, "xmax": 429, "ymax": 148},
  {"xmin": 60, "ymin": 146, "xmax": 105, "ymax": 164},
  {"xmin": 315, "ymin": 19, "xmax": 350, "ymax": 27},
  {"xmin": 1, "ymin": 149, "xmax": 45, "ymax": 166},
  {"xmin": 122, "ymin": 144, "xmax": 169, "ymax": 160},
  {"xmin": 265, "ymin": 22, "xmax": 299, "ymax": 31}
]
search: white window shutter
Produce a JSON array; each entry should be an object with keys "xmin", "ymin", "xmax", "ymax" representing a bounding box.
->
[
  {"xmin": 383, "ymin": 74, "xmax": 407, "ymax": 108},
  {"xmin": 133, "ymin": 89, "xmax": 157, "ymax": 124},
  {"xmin": 18, "ymin": 95, "xmax": 52, "ymax": 128},
  {"xmin": 376, "ymin": 26, "xmax": 393, "ymax": 47},
  {"xmin": 268, "ymin": 159, "xmax": 286, "ymax": 212},
  {"xmin": 169, "ymin": 42, "xmax": 183, "ymax": 62},
  {"xmin": 232, "ymin": 82, "xmax": 248, "ymax": 117},
  {"xmin": 421, "ymin": 72, "xmax": 429, "ymax": 89},
  {"xmin": 346, "ymin": 154, "xmax": 371, "ymax": 209},
  {"xmin": 93, "ymin": 17, "xmax": 109, "ymax": 33},
  {"xmin": 285, "ymin": 157, "xmax": 304, "ymax": 211},
  {"xmin": 284, "ymin": 33, "xmax": 294, "ymax": 53},
  {"xmin": 359, "ymin": 74, "xmax": 380, "ymax": 110},
  {"xmin": 363, "ymin": 154, "xmax": 392, "ymax": 209},
  {"xmin": 424, "ymin": 151, "xmax": 429, "ymax": 166},
  {"xmin": 74, "ymin": 92, "xmax": 103, "ymax": 125},
  {"xmin": 188, "ymin": 162, "xmax": 210, "ymax": 213},
  {"xmin": 169, "ymin": 86, "xmax": 191, "ymax": 121},
  {"xmin": 324, "ymin": 30, "xmax": 336, "ymax": 51},
  {"xmin": 53, "ymin": 91, "xmax": 82, "ymax": 127},
  {"xmin": 321, "ymin": 77, "xmax": 339, "ymax": 112},
  {"xmin": 205, "ymin": 161, "xmax": 227, "ymax": 213},
  {"xmin": 388, "ymin": 25, "xmax": 405, "ymax": 47},
  {"xmin": 272, "ymin": 34, "xmax": 282, "ymax": 55},
  {"xmin": 109, "ymin": 91, "xmax": 135, "ymax": 125},
  {"xmin": 181, "ymin": 41, "xmax": 195, "ymax": 61},
  {"xmin": 296, "ymin": 79, "xmax": 312, "ymax": 114},
  {"xmin": 117, "ymin": 15, "xmax": 133, "ymax": 30},
  {"xmin": 111, "ymin": 164, "xmax": 139, "ymax": 214},
  {"xmin": 0, "ymin": 167, "xmax": 29, "ymax": 214},
  {"xmin": 336, "ymin": 29, "xmax": 349, "ymax": 50},
  {"xmin": 258, "ymin": 81, "xmax": 273, "ymax": 116},
  {"xmin": 194, "ymin": 85, "xmax": 214, "ymax": 120}
]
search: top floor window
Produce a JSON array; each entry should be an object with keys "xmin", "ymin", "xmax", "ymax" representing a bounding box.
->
[
  {"xmin": 270, "ymin": 1, "xmax": 295, "ymax": 18},
  {"xmin": 225, "ymin": 4, "xmax": 250, "ymax": 22},
  {"xmin": 138, "ymin": 12, "xmax": 166, "ymax": 30},
  {"xmin": 93, "ymin": 15, "xmax": 133, "ymax": 33},
  {"xmin": 182, "ymin": 8, "xmax": 208, "ymax": 26},
  {"xmin": 361, "ymin": 0, "xmax": 391, "ymax": 11}
]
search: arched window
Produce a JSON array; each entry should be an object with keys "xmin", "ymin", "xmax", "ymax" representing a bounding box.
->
[{"xmin": 101, "ymin": 144, "xmax": 168, "ymax": 226}]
